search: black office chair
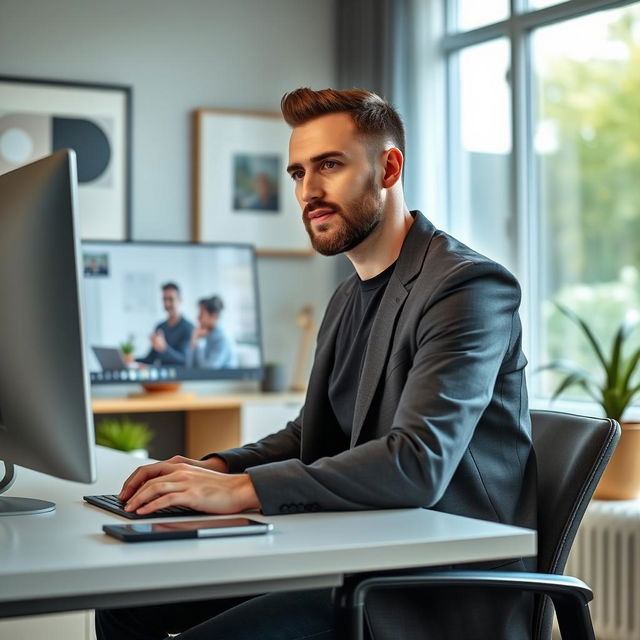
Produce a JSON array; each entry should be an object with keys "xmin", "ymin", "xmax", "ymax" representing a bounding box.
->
[{"xmin": 335, "ymin": 410, "xmax": 621, "ymax": 640}]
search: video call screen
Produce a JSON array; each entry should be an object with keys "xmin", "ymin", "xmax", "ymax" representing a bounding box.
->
[{"xmin": 81, "ymin": 242, "xmax": 262, "ymax": 384}]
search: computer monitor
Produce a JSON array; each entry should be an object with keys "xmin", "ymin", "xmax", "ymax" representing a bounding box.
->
[
  {"xmin": 81, "ymin": 241, "xmax": 263, "ymax": 388},
  {"xmin": 0, "ymin": 150, "xmax": 96, "ymax": 516}
]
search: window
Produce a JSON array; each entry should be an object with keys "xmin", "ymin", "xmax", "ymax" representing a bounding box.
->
[
  {"xmin": 442, "ymin": 0, "xmax": 640, "ymax": 406},
  {"xmin": 449, "ymin": 38, "xmax": 512, "ymax": 269},
  {"xmin": 454, "ymin": 0, "xmax": 509, "ymax": 31}
]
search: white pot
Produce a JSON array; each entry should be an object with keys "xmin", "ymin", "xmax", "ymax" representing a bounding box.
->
[{"xmin": 129, "ymin": 449, "xmax": 149, "ymax": 459}]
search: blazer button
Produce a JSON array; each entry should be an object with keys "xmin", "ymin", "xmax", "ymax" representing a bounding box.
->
[{"xmin": 279, "ymin": 505, "xmax": 289, "ymax": 514}]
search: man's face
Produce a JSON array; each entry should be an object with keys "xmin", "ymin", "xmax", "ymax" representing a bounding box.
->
[
  {"xmin": 163, "ymin": 289, "xmax": 180, "ymax": 315},
  {"xmin": 287, "ymin": 112, "xmax": 384, "ymax": 256}
]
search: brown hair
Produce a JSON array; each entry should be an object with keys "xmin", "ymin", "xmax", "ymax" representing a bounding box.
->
[{"xmin": 280, "ymin": 88, "xmax": 405, "ymax": 159}]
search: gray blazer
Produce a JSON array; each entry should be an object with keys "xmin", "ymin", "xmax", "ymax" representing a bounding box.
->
[
  {"xmin": 217, "ymin": 211, "xmax": 535, "ymax": 524},
  {"xmin": 215, "ymin": 211, "xmax": 537, "ymax": 638}
]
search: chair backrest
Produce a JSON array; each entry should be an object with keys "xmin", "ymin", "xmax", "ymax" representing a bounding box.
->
[{"xmin": 531, "ymin": 409, "xmax": 620, "ymax": 639}]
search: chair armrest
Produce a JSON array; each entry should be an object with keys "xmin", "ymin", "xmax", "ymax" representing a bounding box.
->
[{"xmin": 334, "ymin": 570, "xmax": 595, "ymax": 640}]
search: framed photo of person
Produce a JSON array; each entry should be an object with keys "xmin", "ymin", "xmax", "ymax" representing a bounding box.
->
[
  {"xmin": 0, "ymin": 75, "xmax": 131, "ymax": 240},
  {"xmin": 192, "ymin": 108, "xmax": 312, "ymax": 256}
]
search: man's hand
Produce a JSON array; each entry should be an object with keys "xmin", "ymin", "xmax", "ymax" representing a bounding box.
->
[
  {"xmin": 118, "ymin": 456, "xmax": 258, "ymax": 516},
  {"xmin": 119, "ymin": 455, "xmax": 228, "ymax": 503},
  {"xmin": 150, "ymin": 329, "xmax": 167, "ymax": 353},
  {"xmin": 190, "ymin": 326, "xmax": 208, "ymax": 349},
  {"xmin": 120, "ymin": 455, "xmax": 228, "ymax": 500}
]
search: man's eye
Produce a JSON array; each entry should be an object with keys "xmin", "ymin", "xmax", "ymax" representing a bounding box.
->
[
  {"xmin": 323, "ymin": 160, "xmax": 337, "ymax": 169},
  {"xmin": 291, "ymin": 171, "xmax": 303, "ymax": 181}
]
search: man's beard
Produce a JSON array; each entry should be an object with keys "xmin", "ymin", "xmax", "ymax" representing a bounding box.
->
[{"xmin": 303, "ymin": 182, "xmax": 383, "ymax": 257}]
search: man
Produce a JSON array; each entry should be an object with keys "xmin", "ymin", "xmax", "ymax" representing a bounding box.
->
[
  {"xmin": 137, "ymin": 282, "xmax": 194, "ymax": 366},
  {"xmin": 186, "ymin": 295, "xmax": 238, "ymax": 369},
  {"xmin": 97, "ymin": 88, "xmax": 536, "ymax": 639}
]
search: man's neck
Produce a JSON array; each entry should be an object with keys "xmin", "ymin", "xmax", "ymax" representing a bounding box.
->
[
  {"xmin": 346, "ymin": 205, "xmax": 414, "ymax": 280},
  {"xmin": 167, "ymin": 314, "xmax": 180, "ymax": 327}
]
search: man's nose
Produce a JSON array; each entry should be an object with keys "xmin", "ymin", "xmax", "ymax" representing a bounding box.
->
[{"xmin": 301, "ymin": 173, "xmax": 324, "ymax": 203}]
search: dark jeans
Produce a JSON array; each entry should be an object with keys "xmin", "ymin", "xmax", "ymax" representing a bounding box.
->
[{"xmin": 95, "ymin": 588, "xmax": 336, "ymax": 640}]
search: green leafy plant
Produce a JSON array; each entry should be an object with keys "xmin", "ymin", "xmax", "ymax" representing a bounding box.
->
[
  {"xmin": 541, "ymin": 303, "xmax": 640, "ymax": 422},
  {"xmin": 96, "ymin": 419, "xmax": 153, "ymax": 452},
  {"xmin": 119, "ymin": 334, "xmax": 135, "ymax": 356}
]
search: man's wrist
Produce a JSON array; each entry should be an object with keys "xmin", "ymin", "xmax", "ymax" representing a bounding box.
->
[
  {"xmin": 202, "ymin": 455, "xmax": 229, "ymax": 473},
  {"xmin": 236, "ymin": 473, "xmax": 261, "ymax": 511}
]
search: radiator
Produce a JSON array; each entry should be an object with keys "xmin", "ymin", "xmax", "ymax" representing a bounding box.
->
[{"xmin": 565, "ymin": 500, "xmax": 640, "ymax": 640}]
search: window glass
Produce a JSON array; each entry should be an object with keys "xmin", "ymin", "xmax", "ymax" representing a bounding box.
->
[
  {"xmin": 455, "ymin": 0, "xmax": 509, "ymax": 31},
  {"xmin": 528, "ymin": 0, "xmax": 562, "ymax": 9},
  {"xmin": 451, "ymin": 38, "xmax": 512, "ymax": 268},
  {"xmin": 533, "ymin": 4, "xmax": 640, "ymax": 397}
]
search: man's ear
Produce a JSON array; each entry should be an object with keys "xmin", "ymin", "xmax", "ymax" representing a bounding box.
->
[{"xmin": 381, "ymin": 147, "xmax": 403, "ymax": 189}]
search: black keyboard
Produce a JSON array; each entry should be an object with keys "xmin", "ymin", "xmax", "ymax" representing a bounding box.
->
[{"xmin": 83, "ymin": 494, "xmax": 208, "ymax": 520}]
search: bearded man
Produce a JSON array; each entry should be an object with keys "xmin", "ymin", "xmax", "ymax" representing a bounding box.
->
[{"xmin": 97, "ymin": 88, "xmax": 536, "ymax": 640}]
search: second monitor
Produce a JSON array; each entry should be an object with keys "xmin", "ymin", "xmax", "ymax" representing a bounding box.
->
[{"xmin": 82, "ymin": 241, "xmax": 263, "ymax": 386}]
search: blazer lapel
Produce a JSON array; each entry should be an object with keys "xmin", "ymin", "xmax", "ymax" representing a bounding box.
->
[{"xmin": 351, "ymin": 212, "xmax": 436, "ymax": 446}]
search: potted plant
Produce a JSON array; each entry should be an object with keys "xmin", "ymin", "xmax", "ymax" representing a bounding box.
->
[
  {"xmin": 96, "ymin": 418, "xmax": 153, "ymax": 459},
  {"xmin": 541, "ymin": 303, "xmax": 640, "ymax": 499},
  {"xmin": 119, "ymin": 334, "xmax": 135, "ymax": 366}
]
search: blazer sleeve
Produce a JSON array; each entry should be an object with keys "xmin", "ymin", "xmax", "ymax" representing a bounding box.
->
[
  {"xmin": 246, "ymin": 262, "xmax": 522, "ymax": 514},
  {"xmin": 202, "ymin": 282, "xmax": 350, "ymax": 471},
  {"xmin": 203, "ymin": 407, "xmax": 303, "ymax": 472}
]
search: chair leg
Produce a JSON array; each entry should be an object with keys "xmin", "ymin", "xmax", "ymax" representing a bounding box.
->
[
  {"xmin": 551, "ymin": 593, "xmax": 596, "ymax": 640},
  {"xmin": 334, "ymin": 581, "xmax": 367, "ymax": 640}
]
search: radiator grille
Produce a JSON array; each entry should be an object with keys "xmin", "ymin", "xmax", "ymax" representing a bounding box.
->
[{"xmin": 565, "ymin": 501, "xmax": 640, "ymax": 639}]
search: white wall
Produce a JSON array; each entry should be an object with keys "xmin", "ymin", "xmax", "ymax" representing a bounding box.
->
[{"xmin": 0, "ymin": 0, "xmax": 339, "ymax": 386}]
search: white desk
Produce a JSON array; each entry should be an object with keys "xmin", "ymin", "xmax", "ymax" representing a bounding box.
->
[{"xmin": 0, "ymin": 447, "xmax": 536, "ymax": 618}]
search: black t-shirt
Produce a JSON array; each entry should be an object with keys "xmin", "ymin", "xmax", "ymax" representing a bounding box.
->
[{"xmin": 329, "ymin": 261, "xmax": 396, "ymax": 438}]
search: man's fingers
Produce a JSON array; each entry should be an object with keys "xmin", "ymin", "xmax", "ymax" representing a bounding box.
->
[
  {"xmin": 119, "ymin": 461, "xmax": 182, "ymax": 500},
  {"xmin": 132, "ymin": 491, "xmax": 185, "ymax": 515},
  {"xmin": 119, "ymin": 466, "xmax": 150, "ymax": 500},
  {"xmin": 125, "ymin": 478, "xmax": 184, "ymax": 512}
]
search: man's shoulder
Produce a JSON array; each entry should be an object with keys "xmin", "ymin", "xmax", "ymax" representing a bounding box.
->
[
  {"xmin": 399, "ymin": 220, "xmax": 521, "ymax": 307},
  {"xmin": 425, "ymin": 227, "xmax": 517, "ymax": 284}
]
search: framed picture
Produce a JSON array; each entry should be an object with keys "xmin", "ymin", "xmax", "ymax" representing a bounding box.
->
[
  {"xmin": 193, "ymin": 108, "xmax": 311, "ymax": 256},
  {"xmin": 0, "ymin": 75, "xmax": 131, "ymax": 240}
]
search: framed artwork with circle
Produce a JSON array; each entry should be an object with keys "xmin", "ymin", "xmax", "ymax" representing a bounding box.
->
[{"xmin": 0, "ymin": 76, "xmax": 131, "ymax": 240}]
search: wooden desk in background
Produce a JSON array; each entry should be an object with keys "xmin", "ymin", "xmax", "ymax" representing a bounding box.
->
[{"xmin": 91, "ymin": 393, "xmax": 304, "ymax": 458}]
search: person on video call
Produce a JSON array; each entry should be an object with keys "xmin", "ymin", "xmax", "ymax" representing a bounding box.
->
[
  {"xmin": 186, "ymin": 295, "xmax": 237, "ymax": 369},
  {"xmin": 97, "ymin": 88, "xmax": 536, "ymax": 640},
  {"xmin": 245, "ymin": 171, "xmax": 279, "ymax": 210},
  {"xmin": 137, "ymin": 282, "xmax": 194, "ymax": 366}
]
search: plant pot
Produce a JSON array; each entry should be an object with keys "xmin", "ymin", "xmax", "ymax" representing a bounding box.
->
[
  {"xmin": 122, "ymin": 353, "xmax": 134, "ymax": 366},
  {"xmin": 593, "ymin": 422, "xmax": 640, "ymax": 500},
  {"xmin": 129, "ymin": 449, "xmax": 149, "ymax": 459}
]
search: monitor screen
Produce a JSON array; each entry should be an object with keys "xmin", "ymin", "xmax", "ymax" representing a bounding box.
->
[
  {"xmin": 81, "ymin": 241, "xmax": 263, "ymax": 385},
  {"xmin": 0, "ymin": 150, "xmax": 96, "ymax": 516}
]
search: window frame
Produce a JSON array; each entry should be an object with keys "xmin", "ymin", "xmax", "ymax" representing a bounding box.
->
[{"xmin": 440, "ymin": 0, "xmax": 640, "ymax": 414}]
